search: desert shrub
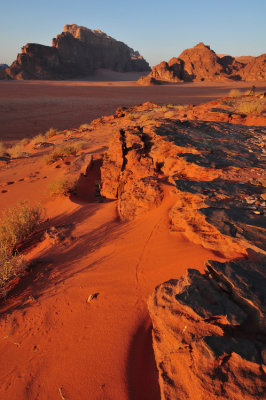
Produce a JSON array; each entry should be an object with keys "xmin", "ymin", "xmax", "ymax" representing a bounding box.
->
[
  {"xmin": 20, "ymin": 138, "xmax": 30, "ymax": 146},
  {"xmin": 0, "ymin": 142, "xmax": 6, "ymax": 156},
  {"xmin": 79, "ymin": 123, "xmax": 91, "ymax": 130},
  {"xmin": 31, "ymin": 133, "xmax": 46, "ymax": 145},
  {"xmin": 237, "ymin": 101, "xmax": 263, "ymax": 114},
  {"xmin": 164, "ymin": 111, "xmax": 175, "ymax": 118},
  {"xmin": 229, "ymin": 89, "xmax": 242, "ymax": 97},
  {"xmin": 44, "ymin": 143, "xmax": 84, "ymax": 164},
  {"xmin": 49, "ymin": 177, "xmax": 78, "ymax": 197},
  {"xmin": 45, "ymin": 127, "xmax": 58, "ymax": 139},
  {"xmin": 0, "ymin": 201, "xmax": 44, "ymax": 286},
  {"xmin": 8, "ymin": 143, "xmax": 26, "ymax": 158}
]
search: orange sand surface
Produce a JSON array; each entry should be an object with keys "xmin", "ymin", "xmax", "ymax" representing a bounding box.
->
[
  {"xmin": 0, "ymin": 131, "xmax": 227, "ymax": 399},
  {"xmin": 0, "ymin": 191, "xmax": 227, "ymax": 400},
  {"xmin": 1, "ymin": 79, "xmax": 266, "ymax": 141}
]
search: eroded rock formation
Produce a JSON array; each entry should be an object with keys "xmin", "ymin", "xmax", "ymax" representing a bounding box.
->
[
  {"xmin": 99, "ymin": 99, "xmax": 266, "ymax": 398},
  {"xmin": 148, "ymin": 257, "xmax": 266, "ymax": 400},
  {"xmin": 137, "ymin": 42, "xmax": 266, "ymax": 84},
  {"xmin": 1, "ymin": 24, "xmax": 150, "ymax": 80}
]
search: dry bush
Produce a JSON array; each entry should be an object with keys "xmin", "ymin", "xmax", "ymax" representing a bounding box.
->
[
  {"xmin": 31, "ymin": 133, "xmax": 46, "ymax": 145},
  {"xmin": 164, "ymin": 111, "xmax": 175, "ymax": 118},
  {"xmin": 0, "ymin": 142, "xmax": 6, "ymax": 156},
  {"xmin": 43, "ymin": 142, "xmax": 85, "ymax": 165},
  {"xmin": 20, "ymin": 138, "xmax": 30, "ymax": 146},
  {"xmin": 0, "ymin": 201, "xmax": 44, "ymax": 286},
  {"xmin": 49, "ymin": 177, "xmax": 78, "ymax": 197},
  {"xmin": 45, "ymin": 127, "xmax": 58, "ymax": 139},
  {"xmin": 229, "ymin": 89, "xmax": 242, "ymax": 97},
  {"xmin": 79, "ymin": 123, "xmax": 91, "ymax": 130},
  {"xmin": 237, "ymin": 101, "xmax": 263, "ymax": 114},
  {"xmin": 8, "ymin": 143, "xmax": 27, "ymax": 158}
]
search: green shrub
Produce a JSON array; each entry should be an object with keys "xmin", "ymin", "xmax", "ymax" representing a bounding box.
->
[
  {"xmin": 49, "ymin": 177, "xmax": 78, "ymax": 197},
  {"xmin": 237, "ymin": 101, "xmax": 263, "ymax": 114},
  {"xmin": 0, "ymin": 202, "xmax": 44, "ymax": 286}
]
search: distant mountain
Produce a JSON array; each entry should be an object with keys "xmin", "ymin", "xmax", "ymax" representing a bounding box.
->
[
  {"xmin": 0, "ymin": 64, "xmax": 8, "ymax": 69},
  {"xmin": 138, "ymin": 43, "xmax": 266, "ymax": 84},
  {"xmin": 1, "ymin": 24, "xmax": 151, "ymax": 80}
]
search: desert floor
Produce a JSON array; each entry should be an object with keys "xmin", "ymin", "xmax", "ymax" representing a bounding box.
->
[
  {"xmin": 1, "ymin": 78, "xmax": 266, "ymax": 141},
  {"xmin": 0, "ymin": 80, "xmax": 265, "ymax": 400}
]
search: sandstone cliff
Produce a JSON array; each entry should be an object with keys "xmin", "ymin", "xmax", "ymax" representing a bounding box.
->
[
  {"xmin": 2, "ymin": 24, "xmax": 150, "ymax": 80},
  {"xmin": 137, "ymin": 42, "xmax": 266, "ymax": 84}
]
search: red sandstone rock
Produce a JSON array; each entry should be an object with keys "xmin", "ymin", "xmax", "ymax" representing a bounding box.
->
[
  {"xmin": 148, "ymin": 257, "xmax": 266, "ymax": 400},
  {"xmin": 2, "ymin": 24, "xmax": 150, "ymax": 80},
  {"xmin": 137, "ymin": 42, "xmax": 266, "ymax": 84}
]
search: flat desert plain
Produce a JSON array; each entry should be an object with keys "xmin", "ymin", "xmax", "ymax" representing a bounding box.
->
[{"xmin": 1, "ymin": 78, "xmax": 266, "ymax": 141}]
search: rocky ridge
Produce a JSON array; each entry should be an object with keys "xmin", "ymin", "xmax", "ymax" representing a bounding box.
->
[
  {"xmin": 98, "ymin": 95, "xmax": 266, "ymax": 399},
  {"xmin": 137, "ymin": 42, "xmax": 266, "ymax": 84},
  {"xmin": 1, "ymin": 24, "xmax": 150, "ymax": 80}
]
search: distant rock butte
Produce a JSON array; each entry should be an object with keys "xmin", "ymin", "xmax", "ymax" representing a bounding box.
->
[
  {"xmin": 1, "ymin": 24, "xmax": 151, "ymax": 80},
  {"xmin": 137, "ymin": 42, "xmax": 266, "ymax": 84}
]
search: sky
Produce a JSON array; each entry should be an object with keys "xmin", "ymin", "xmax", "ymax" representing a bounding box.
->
[{"xmin": 0, "ymin": 0, "xmax": 266, "ymax": 67}]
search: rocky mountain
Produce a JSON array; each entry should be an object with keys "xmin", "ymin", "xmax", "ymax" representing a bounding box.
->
[
  {"xmin": 138, "ymin": 43, "xmax": 266, "ymax": 84},
  {"xmin": 1, "ymin": 24, "xmax": 150, "ymax": 80}
]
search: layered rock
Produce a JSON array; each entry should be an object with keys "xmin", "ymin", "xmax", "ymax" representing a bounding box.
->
[
  {"xmin": 98, "ymin": 98, "xmax": 265, "ymax": 398},
  {"xmin": 137, "ymin": 42, "xmax": 266, "ymax": 84},
  {"xmin": 148, "ymin": 257, "xmax": 266, "ymax": 400},
  {"xmin": 2, "ymin": 24, "xmax": 150, "ymax": 80}
]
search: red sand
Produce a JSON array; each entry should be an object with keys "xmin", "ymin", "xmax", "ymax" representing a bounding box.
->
[
  {"xmin": 0, "ymin": 190, "xmax": 227, "ymax": 400},
  {"xmin": 1, "ymin": 80, "xmax": 266, "ymax": 141}
]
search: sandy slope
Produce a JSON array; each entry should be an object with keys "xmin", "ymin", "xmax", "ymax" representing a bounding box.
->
[{"xmin": 0, "ymin": 188, "xmax": 227, "ymax": 400}]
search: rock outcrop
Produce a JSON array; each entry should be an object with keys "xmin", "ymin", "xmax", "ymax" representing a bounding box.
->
[
  {"xmin": 1, "ymin": 24, "xmax": 150, "ymax": 80},
  {"xmin": 137, "ymin": 42, "xmax": 266, "ymax": 84},
  {"xmin": 148, "ymin": 257, "xmax": 266, "ymax": 400},
  {"xmin": 95, "ymin": 97, "xmax": 266, "ymax": 398}
]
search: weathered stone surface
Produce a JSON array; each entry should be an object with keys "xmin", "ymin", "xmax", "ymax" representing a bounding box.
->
[
  {"xmin": 2, "ymin": 24, "xmax": 150, "ymax": 80},
  {"xmin": 148, "ymin": 257, "xmax": 266, "ymax": 400},
  {"xmin": 100, "ymin": 127, "xmax": 163, "ymax": 220}
]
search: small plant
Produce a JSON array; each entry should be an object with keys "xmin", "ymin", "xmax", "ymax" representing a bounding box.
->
[
  {"xmin": 79, "ymin": 123, "xmax": 91, "ymax": 130},
  {"xmin": 49, "ymin": 177, "xmax": 78, "ymax": 197},
  {"xmin": 164, "ymin": 111, "xmax": 175, "ymax": 118},
  {"xmin": 20, "ymin": 138, "xmax": 30, "ymax": 147},
  {"xmin": 8, "ymin": 143, "xmax": 27, "ymax": 158},
  {"xmin": 44, "ymin": 143, "xmax": 83, "ymax": 165},
  {"xmin": 0, "ymin": 141, "xmax": 6, "ymax": 156},
  {"xmin": 0, "ymin": 201, "xmax": 44, "ymax": 286},
  {"xmin": 237, "ymin": 101, "xmax": 263, "ymax": 114},
  {"xmin": 45, "ymin": 127, "xmax": 58, "ymax": 139},
  {"xmin": 31, "ymin": 133, "xmax": 46, "ymax": 146},
  {"xmin": 229, "ymin": 89, "xmax": 242, "ymax": 97}
]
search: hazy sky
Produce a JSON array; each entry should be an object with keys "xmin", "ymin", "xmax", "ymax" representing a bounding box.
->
[{"xmin": 1, "ymin": 0, "xmax": 266, "ymax": 66}]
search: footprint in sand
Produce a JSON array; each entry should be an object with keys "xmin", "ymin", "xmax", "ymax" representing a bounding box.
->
[{"xmin": 1, "ymin": 190, "xmax": 7, "ymax": 193}]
